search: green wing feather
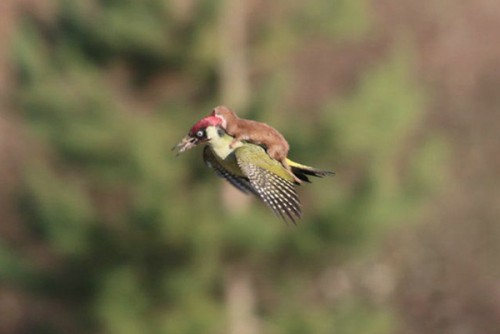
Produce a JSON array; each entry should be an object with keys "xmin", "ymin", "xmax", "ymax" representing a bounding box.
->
[
  {"xmin": 235, "ymin": 144, "xmax": 302, "ymax": 223},
  {"xmin": 235, "ymin": 145, "xmax": 296, "ymax": 182},
  {"xmin": 203, "ymin": 146, "xmax": 258, "ymax": 196}
]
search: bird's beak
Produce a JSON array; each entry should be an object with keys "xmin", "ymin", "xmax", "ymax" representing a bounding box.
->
[{"xmin": 172, "ymin": 135, "xmax": 198, "ymax": 155}]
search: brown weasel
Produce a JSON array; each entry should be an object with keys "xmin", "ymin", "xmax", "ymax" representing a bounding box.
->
[{"xmin": 211, "ymin": 106, "xmax": 301, "ymax": 183}]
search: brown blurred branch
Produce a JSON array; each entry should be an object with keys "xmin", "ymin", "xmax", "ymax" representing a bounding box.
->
[{"xmin": 218, "ymin": 0, "xmax": 259, "ymax": 333}]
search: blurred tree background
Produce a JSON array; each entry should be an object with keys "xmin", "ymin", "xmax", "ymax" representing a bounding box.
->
[{"xmin": 0, "ymin": 0, "xmax": 499, "ymax": 333}]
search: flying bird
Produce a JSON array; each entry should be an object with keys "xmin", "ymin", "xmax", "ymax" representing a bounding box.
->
[{"xmin": 173, "ymin": 115, "xmax": 334, "ymax": 223}]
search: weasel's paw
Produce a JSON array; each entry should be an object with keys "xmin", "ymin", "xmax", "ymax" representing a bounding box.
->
[{"xmin": 229, "ymin": 140, "xmax": 238, "ymax": 149}]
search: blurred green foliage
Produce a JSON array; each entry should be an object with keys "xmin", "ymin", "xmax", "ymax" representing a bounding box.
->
[{"xmin": 4, "ymin": 0, "xmax": 443, "ymax": 333}]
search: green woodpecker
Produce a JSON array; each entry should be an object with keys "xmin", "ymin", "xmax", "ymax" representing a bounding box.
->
[{"xmin": 173, "ymin": 116, "xmax": 334, "ymax": 223}]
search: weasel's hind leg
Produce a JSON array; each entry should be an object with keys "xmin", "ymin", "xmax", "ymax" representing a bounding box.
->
[
  {"xmin": 267, "ymin": 146, "xmax": 301, "ymax": 184},
  {"xmin": 280, "ymin": 158, "xmax": 302, "ymax": 184}
]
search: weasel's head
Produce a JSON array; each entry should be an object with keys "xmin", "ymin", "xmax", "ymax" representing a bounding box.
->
[
  {"xmin": 172, "ymin": 116, "xmax": 223, "ymax": 154},
  {"xmin": 211, "ymin": 106, "xmax": 237, "ymax": 128}
]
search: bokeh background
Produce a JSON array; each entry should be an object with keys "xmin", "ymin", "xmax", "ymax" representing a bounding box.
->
[{"xmin": 0, "ymin": 0, "xmax": 499, "ymax": 333}]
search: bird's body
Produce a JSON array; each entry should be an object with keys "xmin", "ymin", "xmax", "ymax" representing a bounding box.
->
[
  {"xmin": 202, "ymin": 126, "xmax": 302, "ymax": 222},
  {"xmin": 173, "ymin": 118, "xmax": 334, "ymax": 223},
  {"xmin": 204, "ymin": 127, "xmax": 293, "ymax": 180},
  {"xmin": 211, "ymin": 106, "xmax": 299, "ymax": 182}
]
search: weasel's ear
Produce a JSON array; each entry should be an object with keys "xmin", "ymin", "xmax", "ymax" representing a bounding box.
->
[{"xmin": 211, "ymin": 106, "xmax": 223, "ymax": 116}]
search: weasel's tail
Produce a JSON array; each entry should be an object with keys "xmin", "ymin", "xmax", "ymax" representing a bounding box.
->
[{"xmin": 286, "ymin": 159, "xmax": 335, "ymax": 183}]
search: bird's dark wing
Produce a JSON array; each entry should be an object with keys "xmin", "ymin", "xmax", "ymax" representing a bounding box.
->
[
  {"xmin": 236, "ymin": 146, "xmax": 302, "ymax": 224},
  {"xmin": 203, "ymin": 146, "xmax": 258, "ymax": 196}
]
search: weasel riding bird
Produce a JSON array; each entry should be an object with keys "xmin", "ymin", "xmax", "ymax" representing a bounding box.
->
[
  {"xmin": 211, "ymin": 106, "xmax": 299, "ymax": 183},
  {"xmin": 173, "ymin": 111, "xmax": 334, "ymax": 223}
]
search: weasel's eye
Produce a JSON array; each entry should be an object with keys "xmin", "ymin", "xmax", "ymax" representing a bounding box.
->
[{"xmin": 196, "ymin": 130, "xmax": 204, "ymax": 138}]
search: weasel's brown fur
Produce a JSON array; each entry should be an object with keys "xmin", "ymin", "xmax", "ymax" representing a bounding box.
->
[{"xmin": 211, "ymin": 106, "xmax": 301, "ymax": 183}]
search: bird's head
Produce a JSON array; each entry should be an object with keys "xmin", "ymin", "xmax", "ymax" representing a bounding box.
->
[{"xmin": 172, "ymin": 116, "xmax": 224, "ymax": 154}]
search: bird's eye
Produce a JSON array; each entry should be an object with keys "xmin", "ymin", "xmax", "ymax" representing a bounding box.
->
[{"xmin": 196, "ymin": 130, "xmax": 204, "ymax": 138}]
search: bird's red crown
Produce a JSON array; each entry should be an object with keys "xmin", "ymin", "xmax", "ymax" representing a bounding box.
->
[{"xmin": 188, "ymin": 115, "xmax": 222, "ymax": 136}]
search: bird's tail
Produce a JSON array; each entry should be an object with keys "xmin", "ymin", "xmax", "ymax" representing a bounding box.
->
[{"xmin": 286, "ymin": 159, "xmax": 335, "ymax": 183}]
